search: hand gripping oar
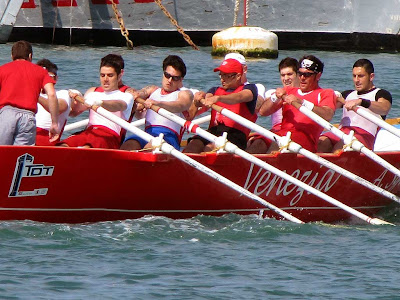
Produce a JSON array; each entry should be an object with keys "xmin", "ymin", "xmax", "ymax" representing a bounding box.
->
[
  {"xmin": 208, "ymin": 103, "xmax": 400, "ymax": 205},
  {"xmin": 136, "ymin": 98, "xmax": 393, "ymax": 226},
  {"xmin": 72, "ymin": 95, "xmax": 303, "ymax": 224},
  {"xmin": 297, "ymin": 105, "xmax": 400, "ymax": 179},
  {"xmin": 337, "ymin": 97, "xmax": 400, "ymax": 140}
]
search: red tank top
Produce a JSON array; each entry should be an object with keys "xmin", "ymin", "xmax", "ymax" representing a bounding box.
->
[{"xmin": 210, "ymin": 85, "xmax": 257, "ymax": 136}]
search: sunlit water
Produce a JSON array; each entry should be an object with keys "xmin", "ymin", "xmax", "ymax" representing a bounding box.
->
[{"xmin": 0, "ymin": 44, "xmax": 400, "ymax": 299}]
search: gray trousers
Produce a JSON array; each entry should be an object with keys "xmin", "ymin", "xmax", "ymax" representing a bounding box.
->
[{"xmin": 0, "ymin": 106, "xmax": 36, "ymax": 145}]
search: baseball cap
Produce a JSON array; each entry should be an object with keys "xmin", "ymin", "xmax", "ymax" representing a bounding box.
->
[
  {"xmin": 224, "ymin": 53, "xmax": 246, "ymax": 65},
  {"xmin": 213, "ymin": 59, "xmax": 243, "ymax": 74}
]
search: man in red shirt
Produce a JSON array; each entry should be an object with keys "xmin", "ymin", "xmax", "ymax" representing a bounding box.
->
[
  {"xmin": 0, "ymin": 40, "xmax": 59, "ymax": 145},
  {"xmin": 251, "ymin": 55, "xmax": 336, "ymax": 153}
]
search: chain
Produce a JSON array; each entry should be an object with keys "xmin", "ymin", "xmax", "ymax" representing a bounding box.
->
[
  {"xmin": 233, "ymin": 0, "xmax": 240, "ymax": 26},
  {"xmin": 154, "ymin": 0, "xmax": 199, "ymax": 50},
  {"xmin": 111, "ymin": 0, "xmax": 134, "ymax": 49}
]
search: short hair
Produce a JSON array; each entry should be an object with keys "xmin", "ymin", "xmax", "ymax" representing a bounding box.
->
[
  {"xmin": 299, "ymin": 55, "xmax": 324, "ymax": 73},
  {"xmin": 11, "ymin": 40, "xmax": 32, "ymax": 60},
  {"xmin": 100, "ymin": 54, "xmax": 124, "ymax": 75},
  {"xmin": 278, "ymin": 57, "xmax": 299, "ymax": 73},
  {"xmin": 37, "ymin": 59, "xmax": 58, "ymax": 75},
  {"xmin": 353, "ymin": 59, "xmax": 374, "ymax": 75},
  {"xmin": 162, "ymin": 55, "xmax": 187, "ymax": 78}
]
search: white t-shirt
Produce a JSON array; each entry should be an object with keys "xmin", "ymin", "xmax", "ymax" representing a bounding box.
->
[
  {"xmin": 36, "ymin": 89, "xmax": 72, "ymax": 131},
  {"xmin": 86, "ymin": 90, "xmax": 134, "ymax": 135}
]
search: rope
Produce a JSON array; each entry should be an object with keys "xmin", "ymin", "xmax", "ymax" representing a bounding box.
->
[
  {"xmin": 233, "ymin": 0, "xmax": 240, "ymax": 26},
  {"xmin": 110, "ymin": 0, "xmax": 134, "ymax": 50},
  {"xmin": 154, "ymin": 0, "xmax": 199, "ymax": 50},
  {"xmin": 245, "ymin": 0, "xmax": 249, "ymax": 23},
  {"xmin": 278, "ymin": 141, "xmax": 292, "ymax": 152},
  {"xmin": 210, "ymin": 141, "xmax": 228, "ymax": 152}
]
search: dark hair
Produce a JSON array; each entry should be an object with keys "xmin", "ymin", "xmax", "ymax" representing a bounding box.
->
[
  {"xmin": 299, "ymin": 55, "xmax": 324, "ymax": 73},
  {"xmin": 278, "ymin": 57, "xmax": 299, "ymax": 73},
  {"xmin": 162, "ymin": 55, "xmax": 186, "ymax": 78},
  {"xmin": 353, "ymin": 59, "xmax": 374, "ymax": 75},
  {"xmin": 100, "ymin": 54, "xmax": 124, "ymax": 75},
  {"xmin": 11, "ymin": 40, "xmax": 32, "ymax": 60},
  {"xmin": 37, "ymin": 59, "xmax": 58, "ymax": 75}
]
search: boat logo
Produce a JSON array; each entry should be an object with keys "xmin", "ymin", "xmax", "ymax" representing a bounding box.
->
[{"xmin": 8, "ymin": 153, "xmax": 54, "ymax": 197}]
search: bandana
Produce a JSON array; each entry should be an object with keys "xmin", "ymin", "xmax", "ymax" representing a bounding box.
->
[{"xmin": 300, "ymin": 59, "xmax": 321, "ymax": 73}]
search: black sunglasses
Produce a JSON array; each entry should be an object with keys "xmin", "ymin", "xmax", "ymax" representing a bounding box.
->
[
  {"xmin": 163, "ymin": 71, "xmax": 182, "ymax": 81},
  {"xmin": 298, "ymin": 71, "xmax": 316, "ymax": 78}
]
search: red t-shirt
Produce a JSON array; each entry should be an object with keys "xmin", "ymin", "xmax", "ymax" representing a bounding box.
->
[
  {"xmin": 0, "ymin": 60, "xmax": 54, "ymax": 113},
  {"xmin": 280, "ymin": 86, "xmax": 336, "ymax": 145}
]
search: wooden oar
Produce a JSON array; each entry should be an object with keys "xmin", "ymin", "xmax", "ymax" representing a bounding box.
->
[
  {"xmin": 72, "ymin": 95, "xmax": 303, "ymax": 224},
  {"xmin": 297, "ymin": 105, "xmax": 400, "ymax": 179},
  {"xmin": 136, "ymin": 98, "xmax": 393, "ymax": 226},
  {"xmin": 208, "ymin": 103, "xmax": 400, "ymax": 205}
]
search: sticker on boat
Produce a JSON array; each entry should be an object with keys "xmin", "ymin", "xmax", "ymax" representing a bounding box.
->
[{"xmin": 9, "ymin": 153, "xmax": 54, "ymax": 197}]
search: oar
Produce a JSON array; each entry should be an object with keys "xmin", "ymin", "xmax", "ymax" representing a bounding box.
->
[
  {"xmin": 64, "ymin": 119, "xmax": 89, "ymax": 132},
  {"xmin": 72, "ymin": 95, "xmax": 304, "ymax": 224},
  {"xmin": 296, "ymin": 104, "xmax": 400, "ymax": 179},
  {"xmin": 337, "ymin": 97, "xmax": 400, "ymax": 139},
  {"xmin": 206, "ymin": 103, "xmax": 400, "ymax": 205},
  {"xmin": 136, "ymin": 98, "xmax": 393, "ymax": 225}
]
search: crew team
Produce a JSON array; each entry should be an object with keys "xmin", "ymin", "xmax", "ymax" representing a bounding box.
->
[{"xmin": 0, "ymin": 40, "xmax": 392, "ymax": 154}]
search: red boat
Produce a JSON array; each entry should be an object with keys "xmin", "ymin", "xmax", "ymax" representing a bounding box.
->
[{"xmin": 1, "ymin": 145, "xmax": 399, "ymax": 224}]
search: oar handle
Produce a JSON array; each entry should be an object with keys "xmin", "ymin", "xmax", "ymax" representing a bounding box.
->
[
  {"xmin": 71, "ymin": 93, "xmax": 101, "ymax": 110},
  {"xmin": 199, "ymin": 98, "xmax": 224, "ymax": 113}
]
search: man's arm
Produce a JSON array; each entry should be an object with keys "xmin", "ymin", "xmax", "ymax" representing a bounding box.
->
[
  {"xmin": 42, "ymin": 82, "xmax": 60, "ymax": 141},
  {"xmin": 144, "ymin": 90, "xmax": 193, "ymax": 113},
  {"xmin": 39, "ymin": 95, "xmax": 69, "ymax": 114},
  {"xmin": 278, "ymin": 88, "xmax": 335, "ymax": 121},
  {"xmin": 344, "ymin": 97, "xmax": 392, "ymax": 116},
  {"xmin": 202, "ymin": 89, "xmax": 254, "ymax": 108}
]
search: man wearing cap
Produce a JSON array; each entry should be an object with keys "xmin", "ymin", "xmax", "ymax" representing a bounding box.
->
[
  {"xmin": 224, "ymin": 53, "xmax": 266, "ymax": 106},
  {"xmin": 251, "ymin": 55, "xmax": 336, "ymax": 153},
  {"xmin": 318, "ymin": 58, "xmax": 392, "ymax": 152},
  {"xmin": 183, "ymin": 58, "xmax": 258, "ymax": 153}
]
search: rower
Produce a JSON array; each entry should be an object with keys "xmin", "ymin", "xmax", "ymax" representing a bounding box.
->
[
  {"xmin": 35, "ymin": 58, "xmax": 81, "ymax": 146},
  {"xmin": 318, "ymin": 59, "xmax": 392, "ymax": 152},
  {"xmin": 58, "ymin": 54, "xmax": 134, "ymax": 149}
]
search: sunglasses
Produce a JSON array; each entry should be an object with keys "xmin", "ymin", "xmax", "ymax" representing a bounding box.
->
[
  {"xmin": 219, "ymin": 73, "xmax": 237, "ymax": 80},
  {"xmin": 49, "ymin": 73, "xmax": 58, "ymax": 79},
  {"xmin": 163, "ymin": 71, "xmax": 182, "ymax": 81},
  {"xmin": 298, "ymin": 71, "xmax": 316, "ymax": 78}
]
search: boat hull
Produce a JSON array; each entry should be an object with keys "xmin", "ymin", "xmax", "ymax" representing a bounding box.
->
[
  {"xmin": 5, "ymin": 0, "xmax": 400, "ymax": 51},
  {"xmin": 1, "ymin": 146, "xmax": 399, "ymax": 223}
]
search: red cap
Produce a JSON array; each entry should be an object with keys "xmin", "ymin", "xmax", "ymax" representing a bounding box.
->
[{"xmin": 213, "ymin": 59, "xmax": 243, "ymax": 74}]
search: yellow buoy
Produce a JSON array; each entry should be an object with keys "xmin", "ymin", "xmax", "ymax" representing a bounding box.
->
[{"xmin": 211, "ymin": 26, "xmax": 278, "ymax": 58}]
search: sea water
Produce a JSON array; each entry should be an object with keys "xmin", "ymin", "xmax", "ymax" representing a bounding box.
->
[{"xmin": 0, "ymin": 44, "xmax": 400, "ymax": 299}]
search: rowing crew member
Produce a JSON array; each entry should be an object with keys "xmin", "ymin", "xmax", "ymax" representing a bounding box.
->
[
  {"xmin": 35, "ymin": 59, "xmax": 81, "ymax": 146},
  {"xmin": 250, "ymin": 55, "xmax": 336, "ymax": 153},
  {"xmin": 59, "ymin": 54, "xmax": 133, "ymax": 149},
  {"xmin": 120, "ymin": 55, "xmax": 193, "ymax": 151},
  {"xmin": 183, "ymin": 58, "xmax": 258, "ymax": 153},
  {"xmin": 0, "ymin": 40, "xmax": 60, "ymax": 145},
  {"xmin": 246, "ymin": 57, "xmax": 300, "ymax": 153},
  {"xmin": 318, "ymin": 58, "xmax": 392, "ymax": 152}
]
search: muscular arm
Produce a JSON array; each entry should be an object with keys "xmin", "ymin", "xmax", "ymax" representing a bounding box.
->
[
  {"xmin": 101, "ymin": 99, "xmax": 127, "ymax": 112},
  {"xmin": 145, "ymin": 90, "xmax": 193, "ymax": 113},
  {"xmin": 42, "ymin": 82, "xmax": 60, "ymax": 139},
  {"xmin": 39, "ymin": 95, "xmax": 69, "ymax": 114},
  {"xmin": 202, "ymin": 89, "xmax": 255, "ymax": 108}
]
